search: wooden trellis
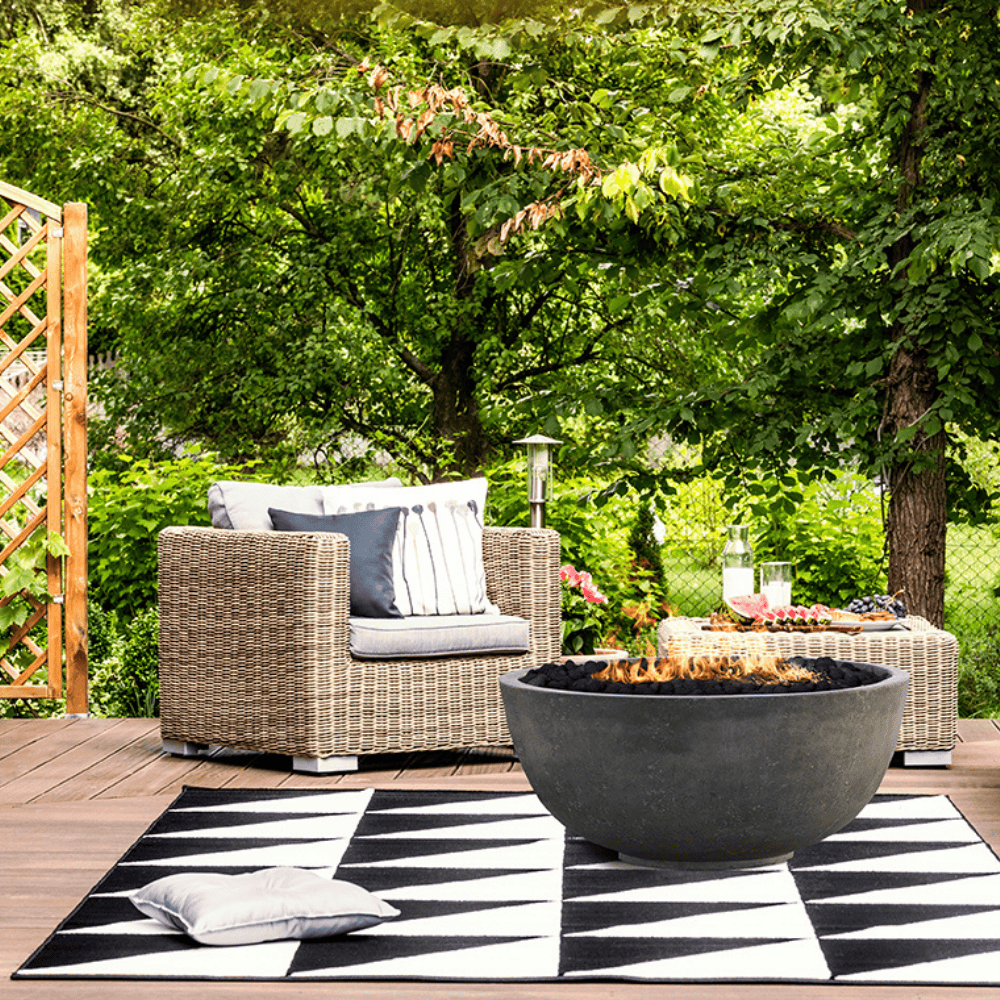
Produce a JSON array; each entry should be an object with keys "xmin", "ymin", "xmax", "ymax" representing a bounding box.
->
[{"xmin": 0, "ymin": 181, "xmax": 87, "ymax": 715}]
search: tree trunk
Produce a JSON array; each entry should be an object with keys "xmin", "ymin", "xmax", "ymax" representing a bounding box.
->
[
  {"xmin": 882, "ymin": 1, "xmax": 946, "ymax": 627},
  {"xmin": 426, "ymin": 192, "xmax": 490, "ymax": 480},
  {"xmin": 429, "ymin": 338, "xmax": 490, "ymax": 479},
  {"xmin": 883, "ymin": 347, "xmax": 947, "ymax": 627}
]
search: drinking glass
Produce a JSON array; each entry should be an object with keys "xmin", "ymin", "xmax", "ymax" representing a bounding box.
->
[
  {"xmin": 760, "ymin": 561, "xmax": 793, "ymax": 607},
  {"xmin": 722, "ymin": 525, "xmax": 754, "ymax": 601}
]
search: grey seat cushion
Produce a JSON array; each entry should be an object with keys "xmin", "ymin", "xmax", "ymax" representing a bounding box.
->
[{"xmin": 350, "ymin": 614, "xmax": 530, "ymax": 660}]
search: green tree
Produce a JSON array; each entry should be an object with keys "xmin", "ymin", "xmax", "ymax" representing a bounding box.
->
[
  {"xmin": 582, "ymin": 0, "xmax": 1000, "ymax": 627},
  {"xmin": 8, "ymin": 0, "xmax": 999, "ymax": 627},
  {"xmin": 2, "ymin": 2, "xmax": 728, "ymax": 482}
]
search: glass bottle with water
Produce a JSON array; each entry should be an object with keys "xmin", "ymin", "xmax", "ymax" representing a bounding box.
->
[{"xmin": 722, "ymin": 525, "xmax": 754, "ymax": 602}]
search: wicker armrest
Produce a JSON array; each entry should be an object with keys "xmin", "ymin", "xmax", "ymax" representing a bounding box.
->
[
  {"xmin": 158, "ymin": 525, "xmax": 351, "ymax": 639},
  {"xmin": 158, "ymin": 526, "xmax": 352, "ymax": 754},
  {"xmin": 483, "ymin": 526, "xmax": 560, "ymax": 615}
]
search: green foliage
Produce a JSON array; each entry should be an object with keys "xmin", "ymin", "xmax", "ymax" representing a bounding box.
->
[
  {"xmin": 88, "ymin": 605, "xmax": 160, "ymax": 718},
  {"xmin": 0, "ymin": 529, "xmax": 69, "ymax": 642},
  {"xmin": 655, "ymin": 474, "xmax": 728, "ymax": 570},
  {"xmin": 745, "ymin": 470, "xmax": 888, "ymax": 608},
  {"xmin": 0, "ymin": 1, "xmax": 713, "ymax": 480},
  {"xmin": 88, "ymin": 453, "xmax": 249, "ymax": 616},
  {"xmin": 559, "ymin": 566, "xmax": 611, "ymax": 655},
  {"xmin": 1, "ymin": 603, "xmax": 161, "ymax": 719},
  {"xmin": 0, "ymin": 693, "xmax": 62, "ymax": 719},
  {"xmin": 8, "ymin": 0, "xmax": 1000, "ymax": 627},
  {"xmin": 485, "ymin": 454, "xmax": 667, "ymax": 652},
  {"xmin": 957, "ymin": 633, "xmax": 1000, "ymax": 720},
  {"xmin": 485, "ymin": 455, "xmax": 630, "ymax": 584},
  {"xmin": 627, "ymin": 503, "xmax": 665, "ymax": 581}
]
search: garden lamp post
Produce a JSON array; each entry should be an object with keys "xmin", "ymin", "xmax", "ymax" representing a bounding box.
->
[{"xmin": 514, "ymin": 434, "xmax": 561, "ymax": 528}]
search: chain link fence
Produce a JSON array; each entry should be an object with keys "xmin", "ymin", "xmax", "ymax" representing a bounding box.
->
[
  {"xmin": 654, "ymin": 518, "xmax": 1000, "ymax": 638},
  {"xmin": 944, "ymin": 524, "xmax": 1000, "ymax": 635},
  {"xmin": 645, "ymin": 440, "xmax": 1000, "ymax": 639}
]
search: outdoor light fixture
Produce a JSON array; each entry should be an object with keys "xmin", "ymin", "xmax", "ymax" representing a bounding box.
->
[{"xmin": 514, "ymin": 433, "xmax": 562, "ymax": 528}]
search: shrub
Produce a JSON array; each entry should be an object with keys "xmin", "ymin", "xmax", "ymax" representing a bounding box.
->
[
  {"xmin": 485, "ymin": 457, "xmax": 632, "ymax": 585},
  {"xmin": 88, "ymin": 453, "xmax": 251, "ymax": 616},
  {"xmin": 0, "ymin": 604, "xmax": 161, "ymax": 718},
  {"xmin": 744, "ymin": 470, "xmax": 888, "ymax": 608},
  {"xmin": 89, "ymin": 605, "xmax": 160, "ymax": 718},
  {"xmin": 957, "ymin": 633, "xmax": 1000, "ymax": 719}
]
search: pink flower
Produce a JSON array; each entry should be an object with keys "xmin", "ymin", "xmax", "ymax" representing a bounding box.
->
[
  {"xmin": 560, "ymin": 564, "xmax": 581, "ymax": 587},
  {"xmin": 582, "ymin": 581, "xmax": 608, "ymax": 604}
]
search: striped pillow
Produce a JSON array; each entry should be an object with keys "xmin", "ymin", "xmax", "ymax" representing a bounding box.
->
[{"xmin": 320, "ymin": 478, "xmax": 499, "ymax": 617}]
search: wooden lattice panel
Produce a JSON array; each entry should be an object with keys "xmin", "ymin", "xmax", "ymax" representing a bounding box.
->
[
  {"xmin": 0, "ymin": 182, "xmax": 87, "ymax": 713},
  {"xmin": 0, "ymin": 194, "xmax": 63, "ymax": 700}
]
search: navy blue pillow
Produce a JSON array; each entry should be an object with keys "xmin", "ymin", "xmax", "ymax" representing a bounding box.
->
[{"xmin": 267, "ymin": 506, "xmax": 403, "ymax": 619}]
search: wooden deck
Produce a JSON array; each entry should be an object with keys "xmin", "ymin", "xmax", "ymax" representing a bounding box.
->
[{"xmin": 3, "ymin": 715, "xmax": 1000, "ymax": 999}]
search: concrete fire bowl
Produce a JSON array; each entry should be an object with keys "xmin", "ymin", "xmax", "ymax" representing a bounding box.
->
[{"xmin": 499, "ymin": 661, "xmax": 908, "ymax": 869}]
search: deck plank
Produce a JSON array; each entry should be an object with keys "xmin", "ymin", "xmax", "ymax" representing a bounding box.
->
[
  {"xmin": 31, "ymin": 719, "xmax": 164, "ymax": 802},
  {"xmin": 0, "ymin": 719, "xmax": 135, "ymax": 804},
  {"xmin": 958, "ymin": 717, "xmax": 1000, "ymax": 741},
  {"xmin": 0, "ymin": 716, "xmax": 62, "ymax": 756},
  {"xmin": 3, "ymin": 716, "xmax": 999, "ymax": 1000}
]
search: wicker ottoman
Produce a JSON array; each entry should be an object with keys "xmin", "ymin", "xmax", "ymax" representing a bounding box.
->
[{"xmin": 657, "ymin": 616, "xmax": 958, "ymax": 766}]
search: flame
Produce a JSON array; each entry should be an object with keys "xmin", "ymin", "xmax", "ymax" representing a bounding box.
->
[{"xmin": 592, "ymin": 636, "xmax": 819, "ymax": 687}]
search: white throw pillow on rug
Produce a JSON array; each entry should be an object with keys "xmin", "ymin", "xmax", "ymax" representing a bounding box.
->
[
  {"xmin": 320, "ymin": 477, "xmax": 499, "ymax": 616},
  {"xmin": 130, "ymin": 868, "xmax": 400, "ymax": 946}
]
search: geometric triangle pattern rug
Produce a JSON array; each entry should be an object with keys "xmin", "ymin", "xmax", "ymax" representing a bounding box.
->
[{"xmin": 13, "ymin": 787, "xmax": 1000, "ymax": 985}]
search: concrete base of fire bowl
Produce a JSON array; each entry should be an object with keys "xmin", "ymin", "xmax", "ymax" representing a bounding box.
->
[{"xmin": 499, "ymin": 662, "xmax": 908, "ymax": 869}]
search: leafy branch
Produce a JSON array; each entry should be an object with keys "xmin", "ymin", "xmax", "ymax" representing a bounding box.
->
[{"xmin": 0, "ymin": 530, "xmax": 69, "ymax": 653}]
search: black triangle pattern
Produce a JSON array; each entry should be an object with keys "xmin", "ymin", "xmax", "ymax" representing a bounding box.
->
[{"xmin": 13, "ymin": 788, "xmax": 1000, "ymax": 984}]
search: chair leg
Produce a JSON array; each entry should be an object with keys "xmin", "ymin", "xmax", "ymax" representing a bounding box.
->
[
  {"xmin": 903, "ymin": 749, "xmax": 953, "ymax": 767},
  {"xmin": 163, "ymin": 739, "xmax": 210, "ymax": 758},
  {"xmin": 292, "ymin": 755, "xmax": 359, "ymax": 774}
]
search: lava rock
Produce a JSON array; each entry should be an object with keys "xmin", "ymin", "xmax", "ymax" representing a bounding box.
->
[{"xmin": 521, "ymin": 656, "xmax": 886, "ymax": 695}]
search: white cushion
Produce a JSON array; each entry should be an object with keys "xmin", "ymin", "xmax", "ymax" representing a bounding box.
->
[
  {"xmin": 350, "ymin": 613, "xmax": 530, "ymax": 659},
  {"xmin": 130, "ymin": 868, "xmax": 399, "ymax": 946},
  {"xmin": 321, "ymin": 478, "xmax": 499, "ymax": 616},
  {"xmin": 209, "ymin": 478, "xmax": 402, "ymax": 531}
]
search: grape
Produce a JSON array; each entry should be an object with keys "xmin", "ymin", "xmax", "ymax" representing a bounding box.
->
[{"xmin": 847, "ymin": 593, "xmax": 908, "ymax": 618}]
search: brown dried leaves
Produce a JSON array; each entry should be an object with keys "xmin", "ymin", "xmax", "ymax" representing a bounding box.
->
[
  {"xmin": 499, "ymin": 200, "xmax": 563, "ymax": 243},
  {"xmin": 363, "ymin": 63, "xmax": 602, "ymax": 246}
]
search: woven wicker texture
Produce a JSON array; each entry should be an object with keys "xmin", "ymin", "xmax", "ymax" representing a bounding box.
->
[
  {"xmin": 657, "ymin": 616, "xmax": 958, "ymax": 752},
  {"xmin": 158, "ymin": 525, "xmax": 561, "ymax": 761}
]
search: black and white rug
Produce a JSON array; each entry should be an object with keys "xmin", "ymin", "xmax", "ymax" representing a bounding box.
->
[{"xmin": 14, "ymin": 787, "xmax": 1000, "ymax": 984}]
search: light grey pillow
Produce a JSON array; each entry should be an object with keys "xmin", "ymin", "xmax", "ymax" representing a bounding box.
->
[
  {"xmin": 209, "ymin": 478, "xmax": 402, "ymax": 531},
  {"xmin": 130, "ymin": 868, "xmax": 400, "ymax": 946}
]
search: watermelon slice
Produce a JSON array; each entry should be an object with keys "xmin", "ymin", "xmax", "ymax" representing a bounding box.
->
[
  {"xmin": 725, "ymin": 593, "xmax": 769, "ymax": 624},
  {"xmin": 767, "ymin": 604, "xmax": 833, "ymax": 626}
]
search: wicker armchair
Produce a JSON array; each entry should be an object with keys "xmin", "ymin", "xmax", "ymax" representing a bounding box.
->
[
  {"xmin": 158, "ymin": 524, "xmax": 561, "ymax": 772},
  {"xmin": 658, "ymin": 616, "xmax": 958, "ymax": 766}
]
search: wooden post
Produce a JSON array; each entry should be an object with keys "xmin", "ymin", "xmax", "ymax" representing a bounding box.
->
[
  {"xmin": 62, "ymin": 203, "xmax": 87, "ymax": 716},
  {"xmin": 45, "ymin": 216, "xmax": 63, "ymax": 700}
]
